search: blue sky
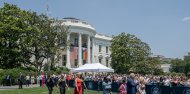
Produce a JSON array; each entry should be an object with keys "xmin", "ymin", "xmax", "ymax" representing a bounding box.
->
[{"xmin": 1, "ymin": 0, "xmax": 190, "ymax": 59}]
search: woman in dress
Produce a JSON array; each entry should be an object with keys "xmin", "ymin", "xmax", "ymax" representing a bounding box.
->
[
  {"xmin": 74, "ymin": 73, "xmax": 83, "ymax": 94},
  {"xmin": 80, "ymin": 74, "xmax": 87, "ymax": 94},
  {"xmin": 119, "ymin": 80, "xmax": 127, "ymax": 94}
]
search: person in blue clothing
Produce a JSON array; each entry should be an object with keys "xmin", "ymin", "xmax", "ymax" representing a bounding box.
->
[
  {"xmin": 102, "ymin": 77, "xmax": 112, "ymax": 94},
  {"xmin": 127, "ymin": 73, "xmax": 139, "ymax": 94},
  {"xmin": 18, "ymin": 72, "xmax": 24, "ymax": 89}
]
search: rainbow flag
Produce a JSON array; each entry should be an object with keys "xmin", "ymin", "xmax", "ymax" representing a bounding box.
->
[{"xmin": 82, "ymin": 48, "xmax": 87, "ymax": 61}]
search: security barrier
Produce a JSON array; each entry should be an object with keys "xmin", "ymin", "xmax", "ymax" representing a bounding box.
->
[
  {"xmin": 145, "ymin": 84, "xmax": 190, "ymax": 94},
  {"xmin": 145, "ymin": 85, "xmax": 171, "ymax": 94},
  {"xmin": 68, "ymin": 80, "xmax": 120, "ymax": 92},
  {"xmin": 68, "ymin": 80, "xmax": 190, "ymax": 94},
  {"xmin": 171, "ymin": 86, "xmax": 190, "ymax": 94}
]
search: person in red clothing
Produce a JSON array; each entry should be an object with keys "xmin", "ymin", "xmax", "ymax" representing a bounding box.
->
[
  {"xmin": 119, "ymin": 80, "xmax": 127, "ymax": 94},
  {"xmin": 74, "ymin": 73, "xmax": 83, "ymax": 94},
  {"xmin": 66, "ymin": 74, "xmax": 72, "ymax": 87}
]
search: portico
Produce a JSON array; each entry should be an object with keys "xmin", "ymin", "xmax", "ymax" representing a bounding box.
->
[
  {"xmin": 66, "ymin": 31, "xmax": 95, "ymax": 68},
  {"xmin": 60, "ymin": 17, "xmax": 111, "ymax": 69}
]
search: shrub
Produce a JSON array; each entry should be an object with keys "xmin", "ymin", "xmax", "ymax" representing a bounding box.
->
[
  {"xmin": 0, "ymin": 67, "xmax": 70, "ymax": 85},
  {"xmin": 0, "ymin": 68, "xmax": 36, "ymax": 85}
]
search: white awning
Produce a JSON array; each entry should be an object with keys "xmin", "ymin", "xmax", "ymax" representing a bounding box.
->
[{"xmin": 73, "ymin": 63, "xmax": 114, "ymax": 72}]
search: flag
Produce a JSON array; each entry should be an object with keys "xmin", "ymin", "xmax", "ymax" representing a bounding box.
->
[{"xmin": 82, "ymin": 48, "xmax": 87, "ymax": 60}]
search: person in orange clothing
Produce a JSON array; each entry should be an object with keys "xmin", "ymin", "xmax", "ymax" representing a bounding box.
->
[{"xmin": 74, "ymin": 73, "xmax": 83, "ymax": 94}]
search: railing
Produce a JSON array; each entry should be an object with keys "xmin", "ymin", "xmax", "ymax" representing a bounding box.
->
[
  {"xmin": 67, "ymin": 80, "xmax": 120, "ymax": 92},
  {"xmin": 67, "ymin": 80, "xmax": 190, "ymax": 94},
  {"xmin": 62, "ymin": 19, "xmax": 95, "ymax": 29}
]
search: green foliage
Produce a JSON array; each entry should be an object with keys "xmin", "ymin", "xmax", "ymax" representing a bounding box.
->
[
  {"xmin": 110, "ymin": 32, "xmax": 151, "ymax": 73},
  {"xmin": 0, "ymin": 68, "xmax": 36, "ymax": 85},
  {"xmin": 43, "ymin": 63, "xmax": 49, "ymax": 71},
  {"xmin": 184, "ymin": 56, "xmax": 190, "ymax": 75},
  {"xmin": 170, "ymin": 59, "xmax": 185, "ymax": 73},
  {"xmin": 51, "ymin": 67, "xmax": 70, "ymax": 74},
  {"xmin": 0, "ymin": 3, "xmax": 31, "ymax": 68},
  {"xmin": 185, "ymin": 61, "xmax": 190, "ymax": 75},
  {"xmin": 154, "ymin": 68, "xmax": 164, "ymax": 75},
  {"xmin": 135, "ymin": 57, "xmax": 163, "ymax": 75},
  {"xmin": 170, "ymin": 56, "xmax": 190, "ymax": 76},
  {"xmin": 0, "ymin": 67, "xmax": 70, "ymax": 85},
  {"xmin": 0, "ymin": 3, "xmax": 67, "ymax": 71}
]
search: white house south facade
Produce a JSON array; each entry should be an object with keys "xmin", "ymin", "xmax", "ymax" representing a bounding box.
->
[{"xmin": 58, "ymin": 18, "xmax": 112, "ymax": 69}]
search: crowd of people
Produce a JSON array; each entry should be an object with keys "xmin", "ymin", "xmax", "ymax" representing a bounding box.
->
[
  {"xmin": 16, "ymin": 72, "xmax": 70, "ymax": 94},
  {"xmin": 68, "ymin": 73, "xmax": 190, "ymax": 94},
  {"xmin": 2, "ymin": 72, "xmax": 190, "ymax": 94},
  {"xmin": 86, "ymin": 73, "xmax": 190, "ymax": 94}
]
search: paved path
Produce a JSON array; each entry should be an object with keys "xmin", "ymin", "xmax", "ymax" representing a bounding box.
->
[{"xmin": 0, "ymin": 84, "xmax": 40, "ymax": 90}]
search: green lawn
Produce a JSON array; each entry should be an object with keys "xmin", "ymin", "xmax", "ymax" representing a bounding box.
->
[{"xmin": 0, "ymin": 87, "xmax": 102, "ymax": 94}]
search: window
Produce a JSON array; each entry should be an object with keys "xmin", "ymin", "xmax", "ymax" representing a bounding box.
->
[
  {"xmin": 74, "ymin": 59, "xmax": 78, "ymax": 66},
  {"xmin": 71, "ymin": 20, "xmax": 78, "ymax": 23},
  {"xmin": 99, "ymin": 59, "xmax": 102, "ymax": 63},
  {"xmin": 106, "ymin": 46, "xmax": 108, "ymax": 53},
  {"xmin": 99, "ymin": 45, "xmax": 101, "ymax": 52},
  {"xmin": 106, "ymin": 59, "xmax": 109, "ymax": 67},
  {"xmin": 74, "ymin": 38, "xmax": 78, "ymax": 46},
  {"xmin": 82, "ymin": 43, "xmax": 87, "ymax": 48},
  {"xmin": 82, "ymin": 22, "xmax": 87, "ymax": 25}
]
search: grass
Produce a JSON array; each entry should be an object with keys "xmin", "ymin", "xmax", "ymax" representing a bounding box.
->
[{"xmin": 0, "ymin": 87, "xmax": 102, "ymax": 94}]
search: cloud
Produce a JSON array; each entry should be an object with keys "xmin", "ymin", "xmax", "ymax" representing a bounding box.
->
[{"xmin": 182, "ymin": 17, "xmax": 190, "ymax": 22}]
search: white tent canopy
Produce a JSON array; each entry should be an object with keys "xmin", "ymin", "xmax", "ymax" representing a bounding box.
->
[{"xmin": 73, "ymin": 63, "xmax": 114, "ymax": 72}]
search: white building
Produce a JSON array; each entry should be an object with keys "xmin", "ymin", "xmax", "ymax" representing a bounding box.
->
[
  {"xmin": 58, "ymin": 18, "xmax": 112, "ymax": 69},
  {"xmin": 161, "ymin": 64, "xmax": 171, "ymax": 73}
]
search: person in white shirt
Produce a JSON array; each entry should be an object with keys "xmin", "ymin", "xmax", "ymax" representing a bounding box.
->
[
  {"xmin": 31, "ymin": 76, "xmax": 35, "ymax": 84},
  {"xmin": 26, "ymin": 74, "xmax": 30, "ymax": 87}
]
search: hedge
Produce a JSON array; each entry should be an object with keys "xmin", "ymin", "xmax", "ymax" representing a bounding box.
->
[
  {"xmin": 0, "ymin": 68, "xmax": 36, "ymax": 85},
  {"xmin": 0, "ymin": 67, "xmax": 70, "ymax": 85}
]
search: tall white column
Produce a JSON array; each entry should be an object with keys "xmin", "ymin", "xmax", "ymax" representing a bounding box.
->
[
  {"xmin": 91, "ymin": 37, "xmax": 95, "ymax": 63},
  {"xmin": 87, "ymin": 35, "xmax": 91, "ymax": 63},
  {"xmin": 66, "ymin": 33, "xmax": 71, "ymax": 68},
  {"xmin": 78, "ymin": 33, "xmax": 82, "ymax": 67}
]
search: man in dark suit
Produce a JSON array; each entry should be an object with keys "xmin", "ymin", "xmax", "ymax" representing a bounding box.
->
[
  {"xmin": 18, "ymin": 72, "xmax": 23, "ymax": 89},
  {"xmin": 6, "ymin": 75, "xmax": 11, "ymax": 86},
  {"xmin": 45, "ymin": 73, "xmax": 48, "ymax": 84},
  {"xmin": 127, "ymin": 73, "xmax": 139, "ymax": 94}
]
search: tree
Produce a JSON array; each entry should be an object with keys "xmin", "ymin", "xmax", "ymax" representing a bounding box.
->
[
  {"xmin": 185, "ymin": 61, "xmax": 190, "ymax": 76},
  {"xmin": 24, "ymin": 14, "xmax": 68, "ymax": 72},
  {"xmin": 184, "ymin": 55, "xmax": 190, "ymax": 75},
  {"xmin": 110, "ymin": 32, "xmax": 151, "ymax": 73},
  {"xmin": 136, "ymin": 57, "xmax": 163, "ymax": 75},
  {"xmin": 170, "ymin": 59, "xmax": 185, "ymax": 73},
  {"xmin": 0, "ymin": 3, "xmax": 34, "ymax": 68},
  {"xmin": 45, "ymin": 19, "xmax": 68, "ymax": 70},
  {"xmin": 0, "ymin": 3, "xmax": 68, "ymax": 72}
]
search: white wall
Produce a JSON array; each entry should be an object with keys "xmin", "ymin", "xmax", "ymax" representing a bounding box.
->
[
  {"xmin": 93, "ymin": 37, "xmax": 111, "ymax": 67},
  {"xmin": 161, "ymin": 64, "xmax": 171, "ymax": 72}
]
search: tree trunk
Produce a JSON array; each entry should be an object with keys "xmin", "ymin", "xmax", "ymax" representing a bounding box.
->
[{"xmin": 50, "ymin": 55, "xmax": 55, "ymax": 70}]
